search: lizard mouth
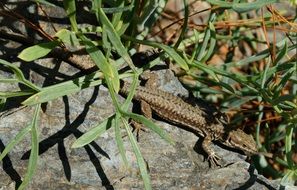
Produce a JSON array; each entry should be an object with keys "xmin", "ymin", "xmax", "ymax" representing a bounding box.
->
[
  {"xmin": 241, "ymin": 145, "xmax": 257, "ymax": 155},
  {"xmin": 228, "ymin": 139, "xmax": 258, "ymax": 155}
]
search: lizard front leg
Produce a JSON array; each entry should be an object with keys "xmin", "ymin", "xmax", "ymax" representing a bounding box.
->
[
  {"xmin": 129, "ymin": 71, "xmax": 156, "ymax": 137},
  {"xmin": 202, "ymin": 135, "xmax": 221, "ymax": 167},
  {"xmin": 130, "ymin": 100, "xmax": 152, "ymax": 138},
  {"xmin": 133, "ymin": 70, "xmax": 156, "ymax": 131}
]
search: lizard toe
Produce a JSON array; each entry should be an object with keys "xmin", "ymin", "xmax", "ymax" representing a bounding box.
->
[
  {"xmin": 208, "ymin": 153, "xmax": 222, "ymax": 167},
  {"xmin": 130, "ymin": 120, "xmax": 147, "ymax": 140}
]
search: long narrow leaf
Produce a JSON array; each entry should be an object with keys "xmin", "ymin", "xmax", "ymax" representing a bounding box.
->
[
  {"xmin": 0, "ymin": 125, "xmax": 31, "ymax": 161},
  {"xmin": 79, "ymin": 34, "xmax": 120, "ymax": 93},
  {"xmin": 18, "ymin": 41, "xmax": 60, "ymax": 62},
  {"xmin": 98, "ymin": 8, "xmax": 136, "ymax": 71},
  {"xmin": 122, "ymin": 36, "xmax": 189, "ymax": 71},
  {"xmin": 114, "ymin": 114, "xmax": 129, "ymax": 167},
  {"xmin": 174, "ymin": 0, "xmax": 188, "ymax": 49},
  {"xmin": 281, "ymin": 170, "xmax": 297, "ymax": 186},
  {"xmin": 196, "ymin": 22, "xmax": 211, "ymax": 61},
  {"xmin": 200, "ymin": 22, "xmax": 216, "ymax": 63},
  {"xmin": 206, "ymin": 0, "xmax": 232, "ymax": 7},
  {"xmin": 121, "ymin": 118, "xmax": 151, "ymax": 190},
  {"xmin": 22, "ymin": 72, "xmax": 103, "ymax": 106},
  {"xmin": 72, "ymin": 115, "xmax": 114, "ymax": 148},
  {"xmin": 122, "ymin": 111, "xmax": 174, "ymax": 145},
  {"xmin": 0, "ymin": 59, "xmax": 40, "ymax": 91},
  {"xmin": 63, "ymin": 0, "xmax": 78, "ymax": 31},
  {"xmin": 0, "ymin": 90, "xmax": 35, "ymax": 98},
  {"xmin": 55, "ymin": 29, "xmax": 79, "ymax": 46},
  {"xmin": 232, "ymin": 0, "xmax": 276, "ymax": 13},
  {"xmin": 18, "ymin": 104, "xmax": 41, "ymax": 190},
  {"xmin": 285, "ymin": 124, "xmax": 294, "ymax": 168},
  {"xmin": 121, "ymin": 74, "xmax": 139, "ymax": 111}
]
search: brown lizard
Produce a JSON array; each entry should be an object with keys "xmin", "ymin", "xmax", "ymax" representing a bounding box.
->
[{"xmin": 120, "ymin": 71, "xmax": 258, "ymax": 166}]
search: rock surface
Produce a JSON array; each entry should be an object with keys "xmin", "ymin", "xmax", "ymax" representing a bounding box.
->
[
  {"xmin": 0, "ymin": 69, "xmax": 287, "ymax": 190},
  {"xmin": 0, "ymin": 1, "xmax": 293, "ymax": 190}
]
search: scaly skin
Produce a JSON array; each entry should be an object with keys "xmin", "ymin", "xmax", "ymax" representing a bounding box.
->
[{"xmin": 120, "ymin": 72, "xmax": 258, "ymax": 166}]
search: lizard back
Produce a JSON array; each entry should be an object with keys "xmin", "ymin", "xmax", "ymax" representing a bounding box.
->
[{"xmin": 120, "ymin": 81, "xmax": 226, "ymax": 139}]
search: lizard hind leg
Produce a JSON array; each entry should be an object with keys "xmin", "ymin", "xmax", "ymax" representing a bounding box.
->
[
  {"xmin": 129, "ymin": 120, "xmax": 147, "ymax": 141},
  {"xmin": 202, "ymin": 135, "xmax": 222, "ymax": 167},
  {"xmin": 130, "ymin": 100, "xmax": 153, "ymax": 140}
]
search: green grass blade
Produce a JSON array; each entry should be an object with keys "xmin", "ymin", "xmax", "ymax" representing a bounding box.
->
[
  {"xmin": 115, "ymin": 0, "xmax": 136, "ymax": 35},
  {"xmin": 78, "ymin": 26, "xmax": 102, "ymax": 33},
  {"xmin": 0, "ymin": 59, "xmax": 40, "ymax": 91},
  {"xmin": 225, "ymin": 96, "xmax": 257, "ymax": 109},
  {"xmin": 22, "ymin": 72, "xmax": 103, "ymax": 106},
  {"xmin": 159, "ymin": 44, "xmax": 189, "ymax": 71},
  {"xmin": 234, "ymin": 49, "xmax": 271, "ymax": 67},
  {"xmin": 107, "ymin": 59, "xmax": 120, "ymax": 93},
  {"xmin": 18, "ymin": 104, "xmax": 41, "ymax": 190},
  {"xmin": 273, "ymin": 69, "xmax": 295, "ymax": 99},
  {"xmin": 123, "ymin": 36, "xmax": 189, "ymax": 71},
  {"xmin": 136, "ymin": 0, "xmax": 159, "ymax": 32},
  {"xmin": 98, "ymin": 8, "xmax": 136, "ymax": 72},
  {"xmin": 71, "ymin": 115, "xmax": 114, "ymax": 148},
  {"xmin": 274, "ymin": 41, "xmax": 287, "ymax": 64},
  {"xmin": 200, "ymin": 22, "xmax": 216, "ymax": 63},
  {"xmin": 79, "ymin": 34, "xmax": 120, "ymax": 93},
  {"xmin": 281, "ymin": 169, "xmax": 297, "ymax": 186},
  {"xmin": 121, "ymin": 118, "xmax": 151, "ymax": 190},
  {"xmin": 285, "ymin": 124, "xmax": 294, "ymax": 168},
  {"xmin": 174, "ymin": 0, "xmax": 188, "ymax": 49},
  {"xmin": 206, "ymin": 0, "xmax": 232, "ymax": 7},
  {"xmin": 114, "ymin": 114, "xmax": 129, "ymax": 167},
  {"xmin": 0, "ymin": 78, "xmax": 19, "ymax": 83},
  {"xmin": 259, "ymin": 63, "xmax": 295, "ymax": 85},
  {"xmin": 121, "ymin": 74, "xmax": 139, "ymax": 111},
  {"xmin": 0, "ymin": 98, "xmax": 6, "ymax": 110},
  {"xmin": 102, "ymin": 4, "xmax": 134, "ymax": 14},
  {"xmin": 111, "ymin": 1, "xmax": 125, "ymax": 27},
  {"xmin": 122, "ymin": 111, "xmax": 175, "ymax": 145},
  {"xmin": 232, "ymin": 0, "xmax": 276, "ymax": 13},
  {"xmin": 18, "ymin": 41, "xmax": 60, "ymax": 62},
  {"xmin": 196, "ymin": 19, "xmax": 212, "ymax": 61},
  {"xmin": 0, "ymin": 90, "xmax": 35, "ymax": 98},
  {"xmin": 232, "ymin": 43, "xmax": 295, "ymax": 67},
  {"xmin": 55, "ymin": 29, "xmax": 79, "ymax": 46},
  {"xmin": 63, "ymin": 0, "xmax": 78, "ymax": 31},
  {"xmin": 91, "ymin": 0, "xmax": 100, "ymax": 22},
  {"xmin": 194, "ymin": 77, "xmax": 235, "ymax": 94},
  {"xmin": 0, "ymin": 124, "xmax": 31, "ymax": 161},
  {"xmin": 207, "ymin": 0, "xmax": 276, "ymax": 12},
  {"xmin": 272, "ymin": 95, "xmax": 296, "ymax": 106}
]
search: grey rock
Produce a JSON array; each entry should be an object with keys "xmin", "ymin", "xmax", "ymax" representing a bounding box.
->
[
  {"xmin": 0, "ymin": 69, "xmax": 287, "ymax": 190},
  {"xmin": 0, "ymin": 1, "xmax": 293, "ymax": 190}
]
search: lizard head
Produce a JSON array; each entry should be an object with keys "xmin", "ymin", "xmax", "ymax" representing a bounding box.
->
[{"xmin": 224, "ymin": 129, "xmax": 258, "ymax": 155}]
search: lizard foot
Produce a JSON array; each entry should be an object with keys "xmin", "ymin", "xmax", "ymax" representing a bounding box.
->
[
  {"xmin": 207, "ymin": 153, "xmax": 222, "ymax": 167},
  {"xmin": 130, "ymin": 120, "xmax": 147, "ymax": 140}
]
